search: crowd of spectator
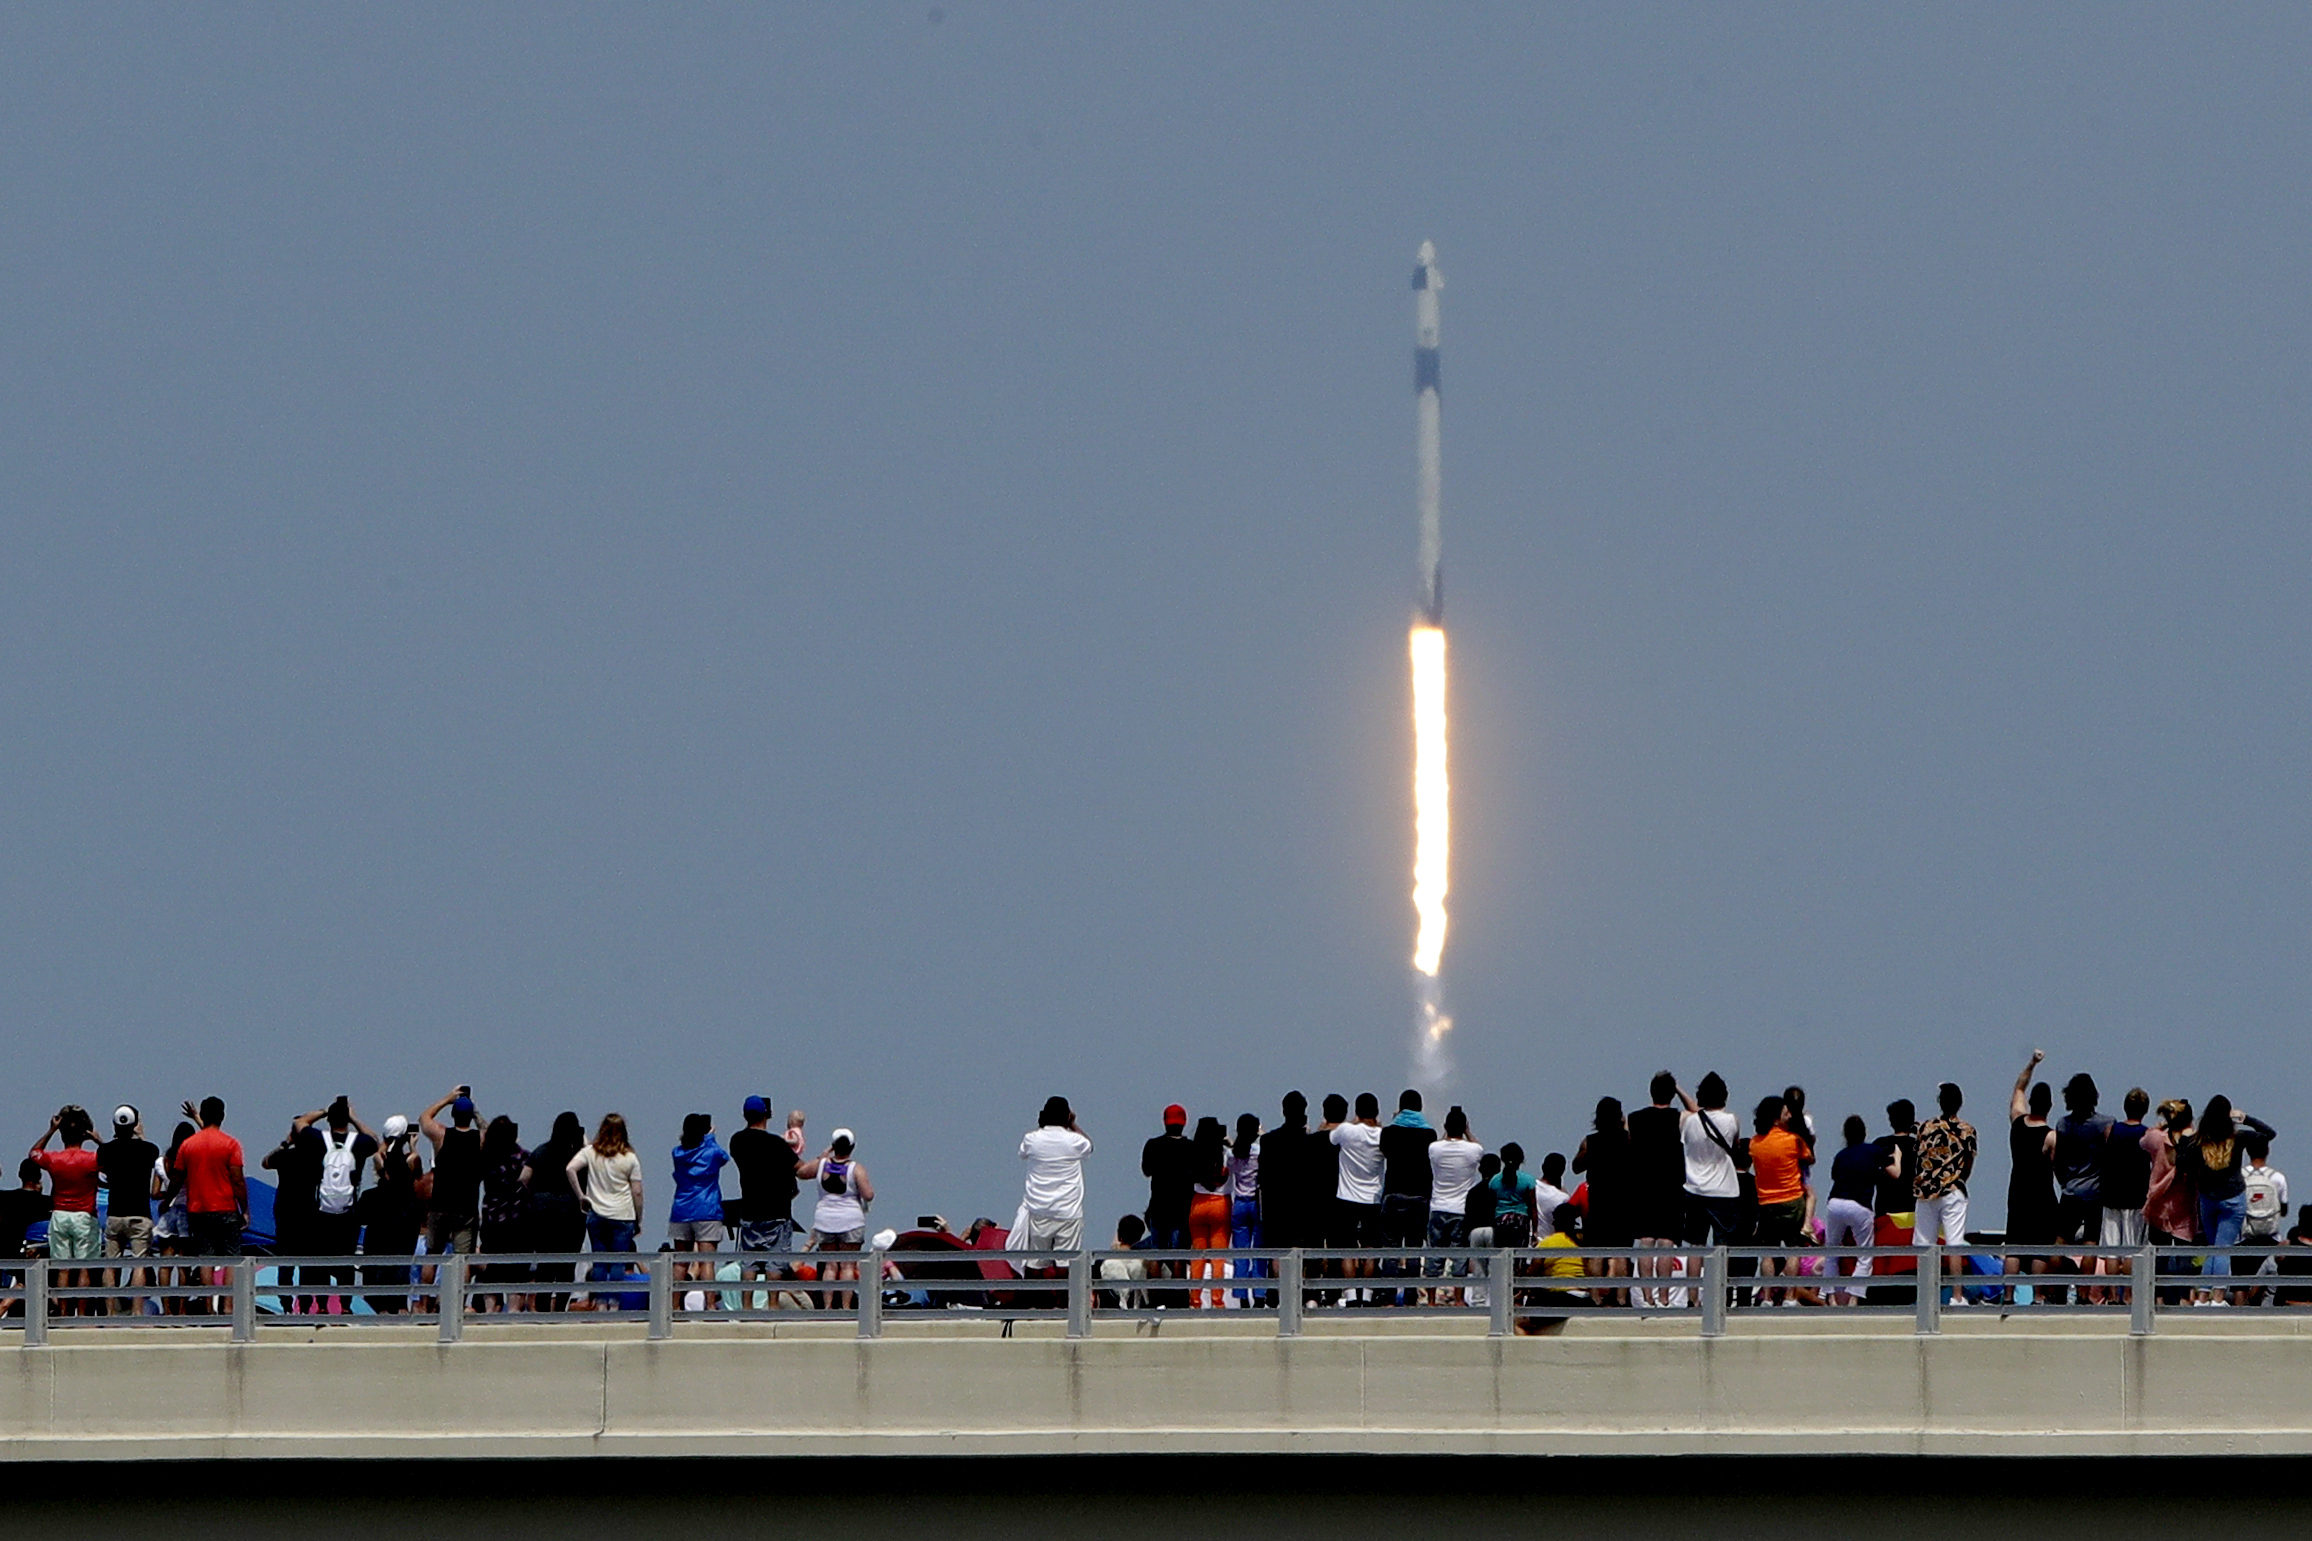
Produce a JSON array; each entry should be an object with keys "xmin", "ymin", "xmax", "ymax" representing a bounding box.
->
[{"xmin": 4, "ymin": 1050, "xmax": 2306, "ymax": 1322}]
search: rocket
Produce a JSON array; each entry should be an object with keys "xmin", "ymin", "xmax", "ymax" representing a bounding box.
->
[{"xmin": 1413, "ymin": 240, "xmax": 1444, "ymax": 626}]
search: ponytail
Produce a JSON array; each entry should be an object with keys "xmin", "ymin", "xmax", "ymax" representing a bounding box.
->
[{"xmin": 1498, "ymin": 1141, "xmax": 1526, "ymax": 1186}]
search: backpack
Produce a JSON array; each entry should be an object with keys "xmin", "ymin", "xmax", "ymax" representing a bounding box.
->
[
  {"xmin": 318, "ymin": 1128, "xmax": 361, "ymax": 1215},
  {"xmin": 2243, "ymin": 1167, "xmax": 2285, "ymax": 1240}
]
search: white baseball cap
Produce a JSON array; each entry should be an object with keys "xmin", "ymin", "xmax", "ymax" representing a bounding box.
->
[
  {"xmin": 831, "ymin": 1127, "xmax": 856, "ymax": 1145},
  {"xmin": 382, "ymin": 1114, "xmax": 409, "ymax": 1140}
]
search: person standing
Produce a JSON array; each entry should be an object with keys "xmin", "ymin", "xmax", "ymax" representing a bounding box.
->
[
  {"xmin": 2052, "ymin": 1073, "xmax": 2113, "ymax": 1257},
  {"xmin": 31, "ymin": 1106, "xmax": 102, "ymax": 1314},
  {"xmin": 668, "ymin": 1113, "xmax": 730, "ymax": 1289},
  {"xmin": 1378, "ymin": 1091, "xmax": 1436, "ymax": 1305},
  {"xmin": 1627, "ymin": 1074, "xmax": 1687, "ymax": 1307},
  {"xmin": 477, "ymin": 1115, "xmax": 530, "ymax": 1311},
  {"xmin": 729, "ymin": 1096, "xmax": 801, "ymax": 1257},
  {"xmin": 1330, "ymin": 1093, "xmax": 1386, "ymax": 1301},
  {"xmin": 798, "ymin": 1129, "xmax": 871, "ymax": 1308},
  {"xmin": 1256, "ymin": 1093, "xmax": 1310, "ymax": 1257},
  {"xmin": 306, "ymin": 1099, "xmax": 377, "ymax": 1312},
  {"xmin": 261, "ymin": 1106, "xmax": 329, "ymax": 1313},
  {"xmin": 98, "ymin": 1106, "xmax": 159, "ymax": 1316},
  {"xmin": 1014, "ymin": 1096, "xmax": 1094, "ymax": 1263},
  {"xmin": 174, "ymin": 1097, "xmax": 247, "ymax": 1259},
  {"xmin": 1424, "ymin": 1106, "xmax": 1482, "ymax": 1303},
  {"xmin": 1913, "ymin": 1081, "xmax": 1978, "ymax": 1300},
  {"xmin": 1573, "ymin": 1098, "xmax": 1636, "ymax": 1301},
  {"xmin": 2005, "ymin": 1053, "xmax": 2059, "ymax": 1295},
  {"xmin": 1677, "ymin": 1074, "xmax": 1744, "ymax": 1247},
  {"xmin": 569, "ymin": 1113, "xmax": 645, "ymax": 1301},
  {"xmin": 2178, "ymin": 1096, "xmax": 2274, "ymax": 1290},
  {"xmin": 1141, "ymin": 1104, "xmax": 1196, "ymax": 1307},
  {"xmin": 363, "ymin": 1116, "xmax": 423, "ymax": 1315},
  {"xmin": 1226, "ymin": 1113, "xmax": 1264, "ymax": 1304},
  {"xmin": 523, "ymin": 1111, "xmax": 589, "ymax": 1311},
  {"xmin": 1823, "ymin": 1116, "xmax": 1888, "ymax": 1303},
  {"xmin": 421, "ymin": 1090, "xmax": 484, "ymax": 1261},
  {"xmin": 1186, "ymin": 1116, "xmax": 1231, "ymax": 1307}
]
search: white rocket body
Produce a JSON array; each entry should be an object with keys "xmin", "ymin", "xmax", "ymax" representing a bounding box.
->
[{"xmin": 1413, "ymin": 240, "xmax": 1443, "ymax": 624}]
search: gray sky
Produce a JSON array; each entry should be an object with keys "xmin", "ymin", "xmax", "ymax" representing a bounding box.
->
[{"xmin": 6, "ymin": 7, "xmax": 2308, "ymax": 1230}]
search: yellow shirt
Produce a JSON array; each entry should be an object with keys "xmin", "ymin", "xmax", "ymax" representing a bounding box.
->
[{"xmin": 1538, "ymin": 1232, "xmax": 1587, "ymax": 1280}]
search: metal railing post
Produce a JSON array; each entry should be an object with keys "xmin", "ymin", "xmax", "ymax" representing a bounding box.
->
[
  {"xmin": 1277, "ymin": 1250, "xmax": 1303, "ymax": 1338},
  {"xmin": 437, "ymin": 1254, "xmax": 465, "ymax": 1344},
  {"xmin": 230, "ymin": 1257, "xmax": 256, "ymax": 1343},
  {"xmin": 2131, "ymin": 1245, "xmax": 2156, "ymax": 1336},
  {"xmin": 1700, "ymin": 1248, "xmax": 1727, "ymax": 1337},
  {"xmin": 856, "ymin": 1250, "xmax": 883, "ymax": 1340},
  {"xmin": 1066, "ymin": 1251, "xmax": 1092, "ymax": 1340},
  {"xmin": 647, "ymin": 1252, "xmax": 673, "ymax": 1340},
  {"xmin": 1488, "ymin": 1249, "xmax": 1514, "ymax": 1338},
  {"xmin": 1914, "ymin": 1245, "xmax": 1941, "ymax": 1335},
  {"xmin": 22, "ymin": 1259, "xmax": 47, "ymax": 1347}
]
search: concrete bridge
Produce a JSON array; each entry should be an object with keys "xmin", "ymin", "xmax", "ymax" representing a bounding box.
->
[{"xmin": 7, "ymin": 1313, "xmax": 2312, "ymax": 1461}]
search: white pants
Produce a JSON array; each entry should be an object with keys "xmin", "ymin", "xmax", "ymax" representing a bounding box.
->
[
  {"xmin": 1008, "ymin": 1208, "xmax": 1084, "ymax": 1268},
  {"xmin": 1821, "ymin": 1197, "xmax": 1876, "ymax": 1300},
  {"xmin": 1915, "ymin": 1190, "xmax": 1968, "ymax": 1247}
]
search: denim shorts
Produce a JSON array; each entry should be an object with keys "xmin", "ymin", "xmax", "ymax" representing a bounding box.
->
[{"xmin": 738, "ymin": 1217, "xmax": 795, "ymax": 1253}]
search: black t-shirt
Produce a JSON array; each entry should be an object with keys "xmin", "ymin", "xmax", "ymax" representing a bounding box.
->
[
  {"xmin": 525, "ymin": 1139, "xmax": 580, "ymax": 1204},
  {"xmin": 728, "ymin": 1126, "xmax": 800, "ymax": 1224},
  {"xmin": 1142, "ymin": 1134, "xmax": 1196, "ymax": 1225},
  {"xmin": 1257, "ymin": 1123, "xmax": 1307, "ymax": 1228},
  {"xmin": 1379, "ymin": 1123, "xmax": 1436, "ymax": 1199},
  {"xmin": 2053, "ymin": 1113, "xmax": 2112, "ymax": 1200},
  {"xmin": 268, "ymin": 1132, "xmax": 324, "ymax": 1220},
  {"xmin": 2098, "ymin": 1120, "xmax": 2152, "ymax": 1210},
  {"xmin": 1875, "ymin": 1134, "xmax": 1917, "ymax": 1216},
  {"xmin": 1464, "ymin": 1175, "xmax": 1498, "ymax": 1231},
  {"xmin": 1626, "ymin": 1105, "xmax": 1685, "ymax": 1209},
  {"xmin": 1304, "ymin": 1127, "xmax": 1342, "ymax": 1207},
  {"xmin": 431, "ymin": 1125, "xmax": 482, "ymax": 1217},
  {"xmin": 1829, "ymin": 1143, "xmax": 1882, "ymax": 1206},
  {"xmin": 0, "ymin": 1188, "xmax": 51, "ymax": 1254},
  {"xmin": 98, "ymin": 1137, "xmax": 159, "ymax": 1221}
]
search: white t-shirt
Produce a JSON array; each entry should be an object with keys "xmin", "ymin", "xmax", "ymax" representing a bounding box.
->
[
  {"xmin": 1018, "ymin": 1127, "xmax": 1093, "ymax": 1218},
  {"xmin": 1531, "ymin": 1180, "xmax": 1572, "ymax": 1231},
  {"xmin": 1329, "ymin": 1122, "xmax": 1384, "ymax": 1205},
  {"xmin": 1681, "ymin": 1109, "xmax": 1741, "ymax": 1199},
  {"xmin": 569, "ymin": 1147, "xmax": 642, "ymax": 1221},
  {"xmin": 1427, "ymin": 1137, "xmax": 1483, "ymax": 1214}
]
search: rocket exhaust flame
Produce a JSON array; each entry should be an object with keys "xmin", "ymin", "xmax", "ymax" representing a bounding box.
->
[
  {"xmin": 1407, "ymin": 240, "xmax": 1452, "ymax": 1080},
  {"xmin": 1409, "ymin": 622, "xmax": 1451, "ymax": 983}
]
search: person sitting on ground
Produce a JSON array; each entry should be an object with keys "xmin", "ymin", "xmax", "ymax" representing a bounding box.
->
[
  {"xmin": 1528, "ymin": 1200, "xmax": 1589, "ymax": 1334},
  {"xmin": 1097, "ymin": 1213, "xmax": 1149, "ymax": 1309},
  {"xmin": 2267, "ymin": 1213, "xmax": 2312, "ymax": 1308}
]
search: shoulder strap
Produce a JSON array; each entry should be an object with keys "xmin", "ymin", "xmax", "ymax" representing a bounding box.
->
[{"xmin": 1699, "ymin": 1111, "xmax": 1739, "ymax": 1160}]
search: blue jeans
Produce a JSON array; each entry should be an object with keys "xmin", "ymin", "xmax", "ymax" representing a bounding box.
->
[
  {"xmin": 1230, "ymin": 1199, "xmax": 1266, "ymax": 1299},
  {"xmin": 586, "ymin": 1215, "xmax": 638, "ymax": 1283},
  {"xmin": 2198, "ymin": 1193, "xmax": 2246, "ymax": 1278}
]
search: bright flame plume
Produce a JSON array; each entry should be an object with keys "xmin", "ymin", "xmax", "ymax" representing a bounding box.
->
[{"xmin": 1410, "ymin": 623, "xmax": 1451, "ymax": 990}]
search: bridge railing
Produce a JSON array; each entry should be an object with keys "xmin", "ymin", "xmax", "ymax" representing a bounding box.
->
[{"xmin": 2, "ymin": 1243, "xmax": 2304, "ymax": 1343}]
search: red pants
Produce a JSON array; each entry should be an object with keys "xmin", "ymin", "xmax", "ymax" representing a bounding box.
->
[{"xmin": 1189, "ymin": 1192, "xmax": 1232, "ymax": 1307}]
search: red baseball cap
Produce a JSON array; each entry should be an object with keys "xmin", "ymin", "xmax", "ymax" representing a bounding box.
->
[{"xmin": 1163, "ymin": 1104, "xmax": 1187, "ymax": 1126}]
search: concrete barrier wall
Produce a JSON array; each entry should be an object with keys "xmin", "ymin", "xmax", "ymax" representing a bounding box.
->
[{"xmin": 5, "ymin": 1323, "xmax": 2311, "ymax": 1459}]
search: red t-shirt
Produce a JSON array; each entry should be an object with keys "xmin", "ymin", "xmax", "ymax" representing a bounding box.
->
[
  {"xmin": 176, "ymin": 1127, "xmax": 246, "ymax": 1215},
  {"xmin": 36, "ymin": 1145, "xmax": 101, "ymax": 1213}
]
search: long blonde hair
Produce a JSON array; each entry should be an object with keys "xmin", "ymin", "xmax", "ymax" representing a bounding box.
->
[{"xmin": 592, "ymin": 1112, "xmax": 632, "ymax": 1157}]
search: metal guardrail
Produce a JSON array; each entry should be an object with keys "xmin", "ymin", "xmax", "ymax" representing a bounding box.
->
[{"xmin": 4, "ymin": 1243, "xmax": 2305, "ymax": 1344}]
